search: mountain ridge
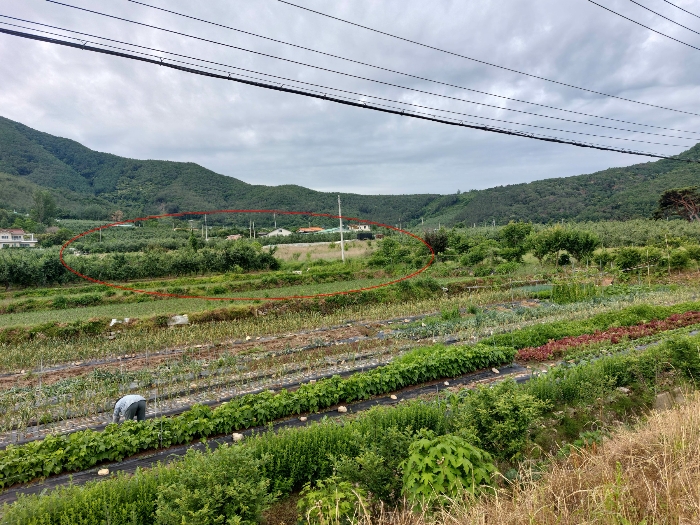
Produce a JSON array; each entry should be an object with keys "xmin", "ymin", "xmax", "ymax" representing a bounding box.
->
[{"xmin": 1, "ymin": 115, "xmax": 698, "ymax": 226}]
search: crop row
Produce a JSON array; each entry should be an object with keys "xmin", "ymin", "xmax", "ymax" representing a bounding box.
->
[
  {"xmin": 0, "ymin": 343, "xmax": 515, "ymax": 488},
  {"xmin": 0, "ymin": 340, "xmax": 397, "ymax": 437},
  {"xmin": 6, "ymin": 293, "xmax": 695, "ymax": 435},
  {"xmin": 4, "ymin": 331, "xmax": 695, "ymax": 524},
  {"xmin": 480, "ymin": 300, "xmax": 700, "ymax": 350},
  {"xmin": 517, "ymin": 310, "xmax": 700, "ymax": 361}
]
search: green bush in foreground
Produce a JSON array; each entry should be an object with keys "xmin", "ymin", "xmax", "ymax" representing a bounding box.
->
[
  {"xmin": 297, "ymin": 476, "xmax": 367, "ymax": 525},
  {"xmin": 668, "ymin": 336, "xmax": 700, "ymax": 382},
  {"xmin": 401, "ymin": 434, "xmax": 496, "ymax": 508},
  {"xmin": 452, "ymin": 379, "xmax": 548, "ymax": 461}
]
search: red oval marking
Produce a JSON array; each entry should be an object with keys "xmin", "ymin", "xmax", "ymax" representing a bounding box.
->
[{"xmin": 59, "ymin": 209, "xmax": 435, "ymax": 301}]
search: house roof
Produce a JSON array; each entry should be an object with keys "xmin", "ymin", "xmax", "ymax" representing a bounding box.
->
[
  {"xmin": 297, "ymin": 227, "xmax": 324, "ymax": 233},
  {"xmin": 0, "ymin": 229, "xmax": 26, "ymax": 235}
]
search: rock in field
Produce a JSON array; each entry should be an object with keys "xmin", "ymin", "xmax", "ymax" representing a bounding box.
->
[
  {"xmin": 654, "ymin": 392, "xmax": 674, "ymax": 411},
  {"xmin": 167, "ymin": 314, "xmax": 189, "ymax": 327}
]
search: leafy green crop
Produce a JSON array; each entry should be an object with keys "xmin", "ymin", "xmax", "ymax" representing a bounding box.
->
[{"xmin": 401, "ymin": 433, "xmax": 495, "ymax": 507}]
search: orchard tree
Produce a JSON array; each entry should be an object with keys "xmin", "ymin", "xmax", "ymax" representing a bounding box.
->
[
  {"xmin": 30, "ymin": 191, "xmax": 57, "ymax": 225},
  {"xmin": 563, "ymin": 230, "xmax": 600, "ymax": 263},
  {"xmin": 526, "ymin": 227, "xmax": 565, "ymax": 263},
  {"xmin": 499, "ymin": 221, "xmax": 533, "ymax": 262},
  {"xmin": 424, "ymin": 229, "xmax": 449, "ymax": 254},
  {"xmin": 654, "ymin": 187, "xmax": 700, "ymax": 222}
]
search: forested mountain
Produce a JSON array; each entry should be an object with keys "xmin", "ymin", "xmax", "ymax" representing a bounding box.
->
[{"xmin": 0, "ymin": 115, "xmax": 698, "ymax": 226}]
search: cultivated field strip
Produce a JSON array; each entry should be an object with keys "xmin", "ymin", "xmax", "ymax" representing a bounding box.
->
[
  {"xmin": 0, "ymin": 363, "xmax": 527, "ymax": 505},
  {"xmin": 0, "ymin": 288, "xmax": 695, "ymax": 444}
]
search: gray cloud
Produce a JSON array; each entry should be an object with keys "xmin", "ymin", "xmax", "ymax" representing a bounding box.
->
[{"xmin": 1, "ymin": 0, "xmax": 699, "ymax": 195}]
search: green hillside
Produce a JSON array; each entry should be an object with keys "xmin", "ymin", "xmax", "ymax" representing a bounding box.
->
[{"xmin": 0, "ymin": 115, "xmax": 697, "ymax": 226}]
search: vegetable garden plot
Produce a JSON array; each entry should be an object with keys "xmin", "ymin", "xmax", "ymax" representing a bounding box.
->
[
  {"xmin": 0, "ymin": 343, "xmax": 515, "ymax": 488},
  {"xmin": 2, "ymin": 291, "xmax": 698, "ymax": 444},
  {"xmin": 1, "ymin": 330, "xmax": 693, "ymax": 522},
  {"xmin": 517, "ymin": 310, "xmax": 700, "ymax": 361},
  {"xmin": 0, "ymin": 363, "xmax": 528, "ymax": 507},
  {"xmin": 0, "ymin": 338, "xmax": 404, "ymax": 445}
]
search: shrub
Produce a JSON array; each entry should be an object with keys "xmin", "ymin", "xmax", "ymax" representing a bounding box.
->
[
  {"xmin": 615, "ymin": 247, "xmax": 643, "ymax": 271},
  {"xmin": 473, "ymin": 266, "xmax": 493, "ymax": 277},
  {"xmin": 686, "ymin": 245, "xmax": 700, "ymax": 261},
  {"xmin": 667, "ymin": 336, "xmax": 700, "ymax": 382},
  {"xmin": 334, "ymin": 426, "xmax": 416, "ymax": 507},
  {"xmin": 424, "ymin": 229, "xmax": 449, "ymax": 254},
  {"xmin": 451, "ymin": 379, "xmax": 548, "ymax": 460},
  {"xmin": 495, "ymin": 261, "xmax": 519, "ymax": 274},
  {"xmin": 154, "ymin": 445, "xmax": 273, "ymax": 525},
  {"xmin": 401, "ymin": 433, "xmax": 495, "ymax": 507},
  {"xmin": 670, "ymin": 249, "xmax": 690, "ymax": 270},
  {"xmin": 297, "ymin": 476, "xmax": 367, "ymax": 525},
  {"xmin": 593, "ymin": 248, "xmax": 614, "ymax": 269}
]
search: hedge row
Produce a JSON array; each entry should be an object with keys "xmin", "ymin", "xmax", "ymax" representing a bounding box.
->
[{"xmin": 0, "ymin": 343, "xmax": 515, "ymax": 488}]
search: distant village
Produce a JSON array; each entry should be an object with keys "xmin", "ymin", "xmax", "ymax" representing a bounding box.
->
[
  {"xmin": 226, "ymin": 223, "xmax": 376, "ymax": 241},
  {"xmin": 0, "ymin": 224, "xmax": 378, "ymax": 250}
]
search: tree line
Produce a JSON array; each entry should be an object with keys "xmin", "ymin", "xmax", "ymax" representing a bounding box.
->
[{"xmin": 0, "ymin": 242, "xmax": 279, "ymax": 288}]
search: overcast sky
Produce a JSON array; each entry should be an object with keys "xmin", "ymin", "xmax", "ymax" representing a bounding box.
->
[{"xmin": 1, "ymin": 0, "xmax": 699, "ymax": 194}]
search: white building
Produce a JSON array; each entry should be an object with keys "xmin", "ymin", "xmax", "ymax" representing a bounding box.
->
[
  {"xmin": 266, "ymin": 228, "xmax": 292, "ymax": 237},
  {"xmin": 0, "ymin": 229, "xmax": 38, "ymax": 248},
  {"xmin": 349, "ymin": 224, "xmax": 371, "ymax": 231}
]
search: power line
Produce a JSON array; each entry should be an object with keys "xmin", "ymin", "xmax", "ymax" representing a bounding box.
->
[
  {"xmin": 277, "ymin": 0, "xmax": 699, "ymax": 117},
  {"xmin": 2, "ymin": 26, "xmax": 698, "ymax": 162},
  {"xmin": 3, "ymin": 15, "xmax": 696, "ymax": 145},
  {"xmin": 46, "ymin": 1, "xmax": 700, "ymax": 131},
  {"xmin": 0, "ymin": 21, "xmax": 690, "ymax": 150},
  {"xmin": 627, "ymin": 0, "xmax": 700, "ymax": 36},
  {"xmin": 660, "ymin": 0, "xmax": 700, "ymax": 20},
  {"xmin": 3, "ymin": 20, "xmax": 685, "ymax": 149},
  {"xmin": 587, "ymin": 0, "xmax": 700, "ymax": 51},
  {"xmin": 129, "ymin": 0, "xmax": 699, "ymax": 129}
]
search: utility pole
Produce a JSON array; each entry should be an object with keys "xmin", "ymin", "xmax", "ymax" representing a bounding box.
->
[
  {"xmin": 204, "ymin": 214, "xmax": 208, "ymax": 241},
  {"xmin": 274, "ymin": 212, "xmax": 277, "ymax": 229},
  {"xmin": 338, "ymin": 195, "xmax": 345, "ymax": 263}
]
